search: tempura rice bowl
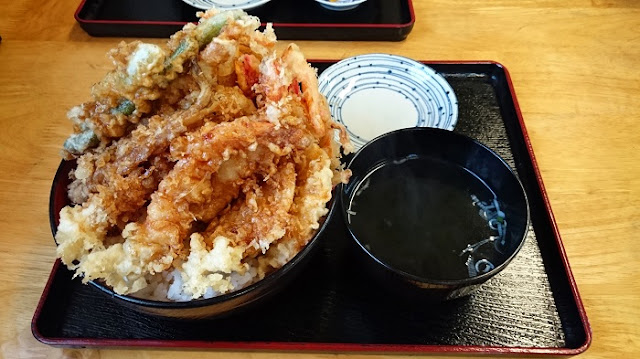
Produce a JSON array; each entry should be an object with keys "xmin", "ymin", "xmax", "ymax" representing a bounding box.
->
[
  {"xmin": 49, "ymin": 9, "xmax": 351, "ymax": 319},
  {"xmin": 50, "ymin": 159, "xmax": 339, "ymax": 318}
]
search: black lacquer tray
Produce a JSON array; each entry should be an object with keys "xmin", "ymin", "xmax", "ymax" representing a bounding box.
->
[
  {"xmin": 32, "ymin": 61, "xmax": 591, "ymax": 355},
  {"xmin": 74, "ymin": 0, "xmax": 415, "ymax": 41}
]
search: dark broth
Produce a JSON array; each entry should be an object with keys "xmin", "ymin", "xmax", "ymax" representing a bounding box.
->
[{"xmin": 347, "ymin": 156, "xmax": 502, "ymax": 281}]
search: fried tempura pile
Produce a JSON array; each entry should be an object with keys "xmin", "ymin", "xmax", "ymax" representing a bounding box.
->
[{"xmin": 55, "ymin": 9, "xmax": 352, "ymax": 301}]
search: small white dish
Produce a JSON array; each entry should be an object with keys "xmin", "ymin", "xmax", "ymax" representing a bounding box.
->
[
  {"xmin": 182, "ymin": 0, "xmax": 272, "ymax": 11},
  {"xmin": 318, "ymin": 54, "xmax": 458, "ymax": 150},
  {"xmin": 314, "ymin": 0, "xmax": 368, "ymax": 11}
]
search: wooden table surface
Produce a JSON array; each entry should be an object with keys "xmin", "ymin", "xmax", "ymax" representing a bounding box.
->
[{"xmin": 1, "ymin": 0, "xmax": 639, "ymax": 358}]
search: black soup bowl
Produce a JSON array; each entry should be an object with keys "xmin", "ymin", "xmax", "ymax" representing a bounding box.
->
[
  {"xmin": 341, "ymin": 127, "xmax": 530, "ymax": 301},
  {"xmin": 50, "ymin": 160, "xmax": 338, "ymax": 319}
]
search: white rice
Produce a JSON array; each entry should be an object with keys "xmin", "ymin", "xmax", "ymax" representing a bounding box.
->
[{"xmin": 130, "ymin": 236, "xmax": 299, "ymax": 302}]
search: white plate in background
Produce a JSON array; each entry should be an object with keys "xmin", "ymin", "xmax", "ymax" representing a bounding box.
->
[{"xmin": 182, "ymin": 0, "xmax": 272, "ymax": 11}]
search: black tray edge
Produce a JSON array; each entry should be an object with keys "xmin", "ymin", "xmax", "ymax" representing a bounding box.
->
[
  {"xmin": 73, "ymin": 0, "xmax": 415, "ymax": 41},
  {"xmin": 30, "ymin": 303, "xmax": 586, "ymax": 357},
  {"xmin": 494, "ymin": 60, "xmax": 592, "ymax": 354},
  {"xmin": 32, "ymin": 60, "xmax": 592, "ymax": 355}
]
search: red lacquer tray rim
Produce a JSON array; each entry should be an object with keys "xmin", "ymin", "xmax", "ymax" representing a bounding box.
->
[
  {"xmin": 73, "ymin": 0, "xmax": 416, "ymax": 30},
  {"xmin": 32, "ymin": 60, "xmax": 591, "ymax": 355}
]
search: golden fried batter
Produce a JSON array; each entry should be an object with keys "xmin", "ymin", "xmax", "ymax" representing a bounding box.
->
[{"xmin": 55, "ymin": 8, "xmax": 351, "ymax": 301}]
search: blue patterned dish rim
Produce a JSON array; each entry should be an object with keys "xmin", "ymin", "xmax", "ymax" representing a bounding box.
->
[
  {"xmin": 318, "ymin": 54, "xmax": 459, "ymax": 151},
  {"xmin": 314, "ymin": 0, "xmax": 368, "ymax": 11}
]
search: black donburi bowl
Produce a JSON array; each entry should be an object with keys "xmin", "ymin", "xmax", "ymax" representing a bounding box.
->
[
  {"xmin": 49, "ymin": 160, "xmax": 338, "ymax": 319},
  {"xmin": 341, "ymin": 127, "xmax": 530, "ymax": 301}
]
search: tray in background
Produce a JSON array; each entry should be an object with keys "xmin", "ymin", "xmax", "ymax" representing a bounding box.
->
[
  {"xmin": 74, "ymin": 0, "xmax": 415, "ymax": 41},
  {"xmin": 32, "ymin": 61, "xmax": 591, "ymax": 355}
]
